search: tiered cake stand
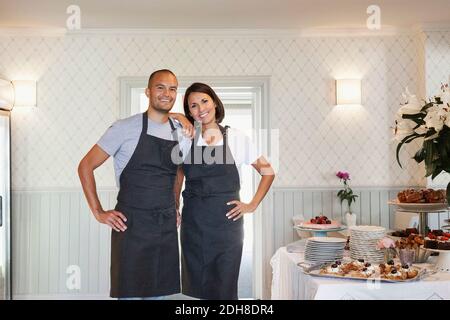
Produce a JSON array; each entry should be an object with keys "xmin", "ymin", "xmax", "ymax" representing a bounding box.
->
[{"xmin": 388, "ymin": 200, "xmax": 448, "ymax": 236}]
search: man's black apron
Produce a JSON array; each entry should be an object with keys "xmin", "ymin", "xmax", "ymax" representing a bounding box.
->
[
  {"xmin": 181, "ymin": 125, "xmax": 244, "ymax": 300},
  {"xmin": 110, "ymin": 112, "xmax": 181, "ymax": 298}
]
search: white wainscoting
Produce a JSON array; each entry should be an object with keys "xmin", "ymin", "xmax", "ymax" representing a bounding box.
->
[
  {"xmin": 11, "ymin": 189, "xmax": 117, "ymax": 299},
  {"xmin": 11, "ymin": 187, "xmax": 450, "ymax": 299},
  {"xmin": 272, "ymin": 186, "xmax": 450, "ymax": 251}
]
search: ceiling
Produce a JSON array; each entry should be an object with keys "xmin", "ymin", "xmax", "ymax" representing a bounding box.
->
[{"xmin": 0, "ymin": 0, "xmax": 449, "ymax": 30}]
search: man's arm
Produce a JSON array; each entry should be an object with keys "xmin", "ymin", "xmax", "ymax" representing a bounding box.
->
[{"xmin": 78, "ymin": 144, "xmax": 127, "ymax": 232}]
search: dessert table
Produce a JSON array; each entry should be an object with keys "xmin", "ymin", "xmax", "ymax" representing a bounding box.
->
[{"xmin": 270, "ymin": 244, "xmax": 450, "ymax": 300}]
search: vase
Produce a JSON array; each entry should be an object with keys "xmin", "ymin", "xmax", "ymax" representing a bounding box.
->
[
  {"xmin": 384, "ymin": 248, "xmax": 396, "ymax": 263},
  {"xmin": 345, "ymin": 211, "xmax": 356, "ymax": 227}
]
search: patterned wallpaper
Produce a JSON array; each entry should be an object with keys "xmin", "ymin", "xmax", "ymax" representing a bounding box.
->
[{"xmin": 1, "ymin": 30, "xmax": 447, "ymax": 189}]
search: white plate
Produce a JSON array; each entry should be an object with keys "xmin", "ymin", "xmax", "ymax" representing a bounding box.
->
[
  {"xmin": 388, "ymin": 200, "xmax": 448, "ymax": 212},
  {"xmin": 307, "ymin": 237, "xmax": 347, "ymax": 243},
  {"xmin": 350, "ymin": 225, "xmax": 386, "ymax": 232}
]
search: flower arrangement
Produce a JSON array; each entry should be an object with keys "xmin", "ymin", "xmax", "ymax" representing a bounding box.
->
[
  {"xmin": 376, "ymin": 237, "xmax": 397, "ymax": 262},
  {"xmin": 376, "ymin": 237, "xmax": 396, "ymax": 250},
  {"xmin": 394, "ymin": 83, "xmax": 450, "ymax": 203},
  {"xmin": 336, "ymin": 171, "xmax": 358, "ymax": 213}
]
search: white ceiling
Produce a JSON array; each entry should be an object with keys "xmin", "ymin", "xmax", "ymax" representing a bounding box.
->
[{"xmin": 0, "ymin": 0, "xmax": 449, "ymax": 30}]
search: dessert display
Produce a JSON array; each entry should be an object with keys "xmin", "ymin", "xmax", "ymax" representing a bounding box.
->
[
  {"xmin": 316, "ymin": 259, "xmax": 421, "ymax": 281},
  {"xmin": 397, "ymin": 188, "xmax": 446, "ymax": 203},
  {"xmin": 393, "ymin": 234, "xmax": 431, "ymax": 262},
  {"xmin": 395, "ymin": 234, "xmax": 424, "ymax": 249},
  {"xmin": 299, "ymin": 215, "xmax": 341, "ymax": 229}
]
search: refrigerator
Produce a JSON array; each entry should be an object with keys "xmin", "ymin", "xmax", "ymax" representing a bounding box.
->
[{"xmin": 0, "ymin": 109, "xmax": 11, "ymax": 300}]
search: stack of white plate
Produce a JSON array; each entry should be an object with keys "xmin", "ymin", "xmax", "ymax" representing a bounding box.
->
[
  {"xmin": 349, "ymin": 225, "xmax": 386, "ymax": 263},
  {"xmin": 304, "ymin": 237, "xmax": 347, "ymax": 264}
]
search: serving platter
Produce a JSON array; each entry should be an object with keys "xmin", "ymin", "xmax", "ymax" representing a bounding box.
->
[{"xmin": 388, "ymin": 200, "xmax": 448, "ymax": 212}]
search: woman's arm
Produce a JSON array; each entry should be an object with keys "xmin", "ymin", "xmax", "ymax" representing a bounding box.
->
[{"xmin": 226, "ymin": 156, "xmax": 275, "ymax": 221}]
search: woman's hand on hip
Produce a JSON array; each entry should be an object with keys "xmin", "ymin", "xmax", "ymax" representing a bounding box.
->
[
  {"xmin": 226, "ymin": 201, "xmax": 257, "ymax": 221},
  {"xmin": 95, "ymin": 209, "xmax": 127, "ymax": 232}
]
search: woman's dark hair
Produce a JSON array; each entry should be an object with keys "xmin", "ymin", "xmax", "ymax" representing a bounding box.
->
[{"xmin": 183, "ymin": 82, "xmax": 225, "ymax": 124}]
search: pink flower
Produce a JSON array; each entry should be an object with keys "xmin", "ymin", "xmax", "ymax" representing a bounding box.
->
[
  {"xmin": 376, "ymin": 237, "xmax": 396, "ymax": 250},
  {"xmin": 336, "ymin": 171, "xmax": 350, "ymax": 180}
]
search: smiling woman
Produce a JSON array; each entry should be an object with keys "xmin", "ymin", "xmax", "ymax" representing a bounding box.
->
[{"xmin": 177, "ymin": 82, "xmax": 275, "ymax": 300}]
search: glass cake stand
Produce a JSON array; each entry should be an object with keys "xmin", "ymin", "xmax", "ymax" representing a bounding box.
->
[{"xmin": 294, "ymin": 225, "xmax": 347, "ymax": 237}]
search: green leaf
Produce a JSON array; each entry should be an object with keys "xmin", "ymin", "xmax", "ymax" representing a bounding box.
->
[
  {"xmin": 425, "ymin": 161, "xmax": 436, "ymax": 177},
  {"xmin": 431, "ymin": 167, "xmax": 442, "ymax": 180},
  {"xmin": 413, "ymin": 148, "xmax": 425, "ymax": 164},
  {"xmin": 421, "ymin": 102, "xmax": 434, "ymax": 112},
  {"xmin": 447, "ymin": 182, "xmax": 450, "ymax": 205},
  {"xmin": 396, "ymin": 133, "xmax": 425, "ymax": 168}
]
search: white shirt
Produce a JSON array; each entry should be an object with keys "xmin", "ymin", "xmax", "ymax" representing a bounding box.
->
[{"xmin": 194, "ymin": 127, "xmax": 260, "ymax": 180}]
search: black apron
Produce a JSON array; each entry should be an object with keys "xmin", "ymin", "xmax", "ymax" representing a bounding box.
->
[
  {"xmin": 110, "ymin": 112, "xmax": 181, "ymax": 298},
  {"xmin": 181, "ymin": 125, "xmax": 244, "ymax": 300}
]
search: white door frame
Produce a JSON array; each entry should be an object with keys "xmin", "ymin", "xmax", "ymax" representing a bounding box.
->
[{"xmin": 119, "ymin": 75, "xmax": 273, "ymax": 299}]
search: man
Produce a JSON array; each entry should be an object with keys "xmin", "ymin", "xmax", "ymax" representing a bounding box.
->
[{"xmin": 78, "ymin": 69, "xmax": 192, "ymax": 299}]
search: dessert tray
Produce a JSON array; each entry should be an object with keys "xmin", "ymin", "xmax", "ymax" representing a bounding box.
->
[
  {"xmin": 388, "ymin": 200, "xmax": 448, "ymax": 212},
  {"xmin": 300, "ymin": 259, "xmax": 427, "ymax": 283}
]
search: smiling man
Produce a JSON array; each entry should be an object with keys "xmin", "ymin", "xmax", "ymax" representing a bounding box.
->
[{"xmin": 78, "ymin": 69, "xmax": 192, "ymax": 299}]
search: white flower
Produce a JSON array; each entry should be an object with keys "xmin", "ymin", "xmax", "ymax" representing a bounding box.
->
[
  {"xmin": 438, "ymin": 84, "xmax": 450, "ymax": 106},
  {"xmin": 414, "ymin": 125, "xmax": 428, "ymax": 135},
  {"xmin": 393, "ymin": 119, "xmax": 415, "ymax": 142},
  {"xmin": 397, "ymin": 88, "xmax": 422, "ymax": 116},
  {"xmin": 424, "ymin": 106, "xmax": 444, "ymax": 132}
]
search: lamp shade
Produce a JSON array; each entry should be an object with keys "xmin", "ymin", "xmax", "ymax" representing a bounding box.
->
[
  {"xmin": 336, "ymin": 79, "xmax": 361, "ymax": 105},
  {"xmin": 0, "ymin": 79, "xmax": 14, "ymax": 110},
  {"xmin": 12, "ymin": 80, "xmax": 36, "ymax": 107}
]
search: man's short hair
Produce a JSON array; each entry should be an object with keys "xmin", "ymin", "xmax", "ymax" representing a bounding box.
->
[{"xmin": 148, "ymin": 69, "xmax": 176, "ymax": 88}]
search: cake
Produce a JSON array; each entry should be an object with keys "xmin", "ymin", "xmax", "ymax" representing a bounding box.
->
[
  {"xmin": 437, "ymin": 242, "xmax": 450, "ymax": 250},
  {"xmin": 300, "ymin": 215, "xmax": 341, "ymax": 229},
  {"xmin": 397, "ymin": 188, "xmax": 445, "ymax": 203},
  {"xmin": 424, "ymin": 230, "xmax": 450, "ymax": 250},
  {"xmin": 424, "ymin": 239, "xmax": 438, "ymax": 249}
]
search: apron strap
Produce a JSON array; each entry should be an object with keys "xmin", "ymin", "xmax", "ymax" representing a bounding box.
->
[
  {"xmin": 168, "ymin": 117, "xmax": 180, "ymax": 141},
  {"xmin": 220, "ymin": 125, "xmax": 230, "ymax": 164},
  {"xmin": 141, "ymin": 111, "xmax": 148, "ymax": 136}
]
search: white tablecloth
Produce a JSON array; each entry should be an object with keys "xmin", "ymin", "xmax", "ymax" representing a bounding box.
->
[{"xmin": 270, "ymin": 244, "xmax": 450, "ymax": 300}]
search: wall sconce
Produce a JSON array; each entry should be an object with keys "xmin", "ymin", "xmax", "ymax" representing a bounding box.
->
[
  {"xmin": 0, "ymin": 79, "xmax": 37, "ymax": 110},
  {"xmin": 335, "ymin": 79, "xmax": 361, "ymax": 105}
]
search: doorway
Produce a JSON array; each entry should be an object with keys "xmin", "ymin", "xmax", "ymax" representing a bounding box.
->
[{"xmin": 121, "ymin": 76, "xmax": 269, "ymax": 299}]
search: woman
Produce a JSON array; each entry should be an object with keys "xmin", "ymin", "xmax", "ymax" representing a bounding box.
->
[{"xmin": 178, "ymin": 82, "xmax": 275, "ymax": 300}]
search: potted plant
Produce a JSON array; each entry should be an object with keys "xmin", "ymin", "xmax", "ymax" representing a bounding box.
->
[
  {"xmin": 336, "ymin": 171, "xmax": 358, "ymax": 226},
  {"xmin": 394, "ymin": 84, "xmax": 450, "ymax": 202}
]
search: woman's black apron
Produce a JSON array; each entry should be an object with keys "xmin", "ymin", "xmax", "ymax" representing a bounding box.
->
[
  {"xmin": 181, "ymin": 125, "xmax": 244, "ymax": 300},
  {"xmin": 110, "ymin": 112, "xmax": 181, "ymax": 298}
]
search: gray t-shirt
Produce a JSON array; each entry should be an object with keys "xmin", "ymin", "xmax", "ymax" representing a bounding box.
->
[{"xmin": 97, "ymin": 113, "xmax": 192, "ymax": 187}]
